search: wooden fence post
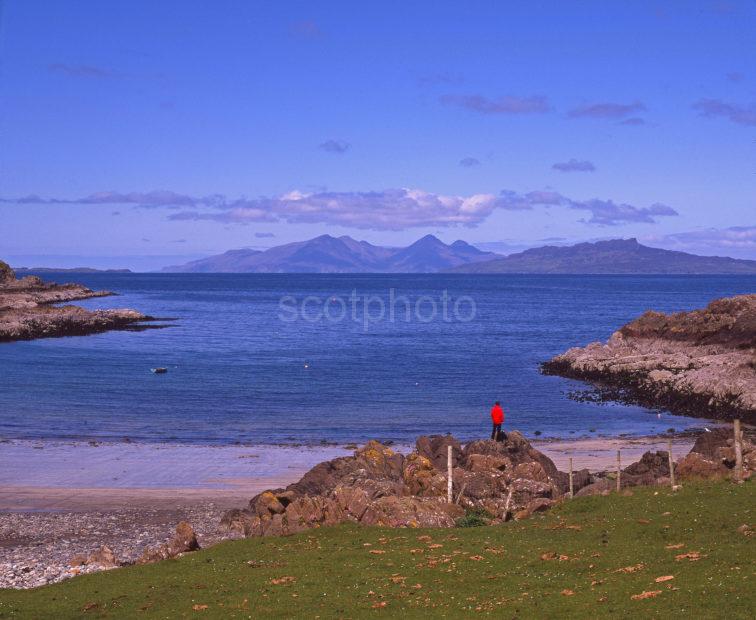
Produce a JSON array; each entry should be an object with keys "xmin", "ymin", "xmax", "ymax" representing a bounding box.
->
[
  {"xmin": 447, "ymin": 445, "xmax": 453, "ymax": 504},
  {"xmin": 503, "ymin": 487, "xmax": 514, "ymax": 521},
  {"xmin": 734, "ymin": 418, "xmax": 743, "ymax": 482},
  {"xmin": 616, "ymin": 450, "xmax": 621, "ymax": 492},
  {"xmin": 667, "ymin": 438, "xmax": 676, "ymax": 489},
  {"xmin": 568, "ymin": 457, "xmax": 574, "ymax": 499}
]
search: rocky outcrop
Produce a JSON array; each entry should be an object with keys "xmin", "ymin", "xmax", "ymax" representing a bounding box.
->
[
  {"xmin": 675, "ymin": 452, "xmax": 729, "ymax": 479},
  {"xmin": 542, "ymin": 294, "xmax": 756, "ymax": 423},
  {"xmin": 0, "ymin": 262, "xmax": 161, "ymax": 341},
  {"xmin": 0, "ymin": 260, "xmax": 15, "ymax": 284},
  {"xmin": 623, "ymin": 450, "xmax": 671, "ymax": 482},
  {"xmin": 677, "ymin": 426, "xmax": 755, "ymax": 479},
  {"xmin": 221, "ymin": 433, "xmax": 594, "ymax": 538},
  {"xmin": 577, "ymin": 427, "xmax": 756, "ymax": 495},
  {"xmin": 576, "ymin": 450, "xmax": 674, "ymax": 496},
  {"xmin": 221, "ymin": 427, "xmax": 756, "ymax": 539}
]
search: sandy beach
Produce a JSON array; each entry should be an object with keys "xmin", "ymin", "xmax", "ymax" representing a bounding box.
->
[
  {"xmin": 0, "ymin": 440, "xmax": 356, "ymax": 511},
  {"xmin": 0, "ymin": 433, "xmax": 698, "ymax": 589},
  {"xmin": 0, "ymin": 441, "xmax": 354, "ymax": 588}
]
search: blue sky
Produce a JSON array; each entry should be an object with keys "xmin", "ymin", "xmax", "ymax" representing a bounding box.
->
[{"xmin": 1, "ymin": 0, "xmax": 755, "ymax": 269}]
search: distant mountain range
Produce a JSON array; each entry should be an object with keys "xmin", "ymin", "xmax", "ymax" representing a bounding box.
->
[
  {"xmin": 444, "ymin": 238, "xmax": 756, "ymax": 274},
  {"xmin": 163, "ymin": 236, "xmax": 756, "ymax": 274},
  {"xmin": 162, "ymin": 234, "xmax": 497, "ymax": 273}
]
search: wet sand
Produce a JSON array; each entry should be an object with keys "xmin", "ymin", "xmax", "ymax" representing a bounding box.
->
[
  {"xmin": 0, "ymin": 440, "xmax": 354, "ymax": 511},
  {"xmin": 534, "ymin": 435, "xmax": 695, "ymax": 472},
  {"xmin": 0, "ymin": 442, "xmax": 354, "ymax": 588}
]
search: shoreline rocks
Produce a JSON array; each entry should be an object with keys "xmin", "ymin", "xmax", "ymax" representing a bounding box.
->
[
  {"xmin": 542, "ymin": 294, "xmax": 756, "ymax": 424},
  {"xmin": 3, "ymin": 429, "xmax": 752, "ymax": 589},
  {"xmin": 222, "ymin": 427, "xmax": 755, "ymax": 539},
  {"xmin": 0, "ymin": 259, "xmax": 163, "ymax": 341},
  {"xmin": 221, "ymin": 432, "xmax": 596, "ymax": 538}
]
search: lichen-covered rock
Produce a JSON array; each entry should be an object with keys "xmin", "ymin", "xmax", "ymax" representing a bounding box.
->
[
  {"xmin": 744, "ymin": 450, "xmax": 756, "ymax": 471},
  {"xmin": 452, "ymin": 467, "xmax": 507, "ymax": 501},
  {"xmin": 282, "ymin": 496, "xmax": 343, "ymax": 534},
  {"xmin": 512, "ymin": 461, "xmax": 551, "ymax": 484},
  {"xmin": 360, "ymin": 497, "xmax": 463, "ymax": 528},
  {"xmin": 509, "ymin": 477, "xmax": 557, "ymax": 504},
  {"xmin": 219, "ymin": 508, "xmax": 258, "ymax": 535},
  {"xmin": 224, "ymin": 433, "xmax": 570, "ymax": 538},
  {"xmin": 676, "ymin": 452, "xmax": 729, "ymax": 480},
  {"xmin": 623, "ymin": 451, "xmax": 671, "ymax": 484},
  {"xmin": 463, "ymin": 432, "xmax": 568, "ymax": 493},
  {"xmin": 415, "ymin": 434, "xmax": 462, "ymax": 470},
  {"xmin": 332, "ymin": 485, "xmax": 372, "ymax": 520},
  {"xmin": 250, "ymin": 491, "xmax": 287, "ymax": 517},
  {"xmin": 224, "ymin": 427, "xmax": 755, "ymax": 541},
  {"xmin": 466, "ymin": 453, "xmax": 512, "ymax": 473},
  {"xmin": 402, "ymin": 452, "xmax": 446, "ymax": 497}
]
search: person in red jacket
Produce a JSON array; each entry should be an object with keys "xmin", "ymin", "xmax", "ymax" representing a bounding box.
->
[{"xmin": 490, "ymin": 401, "xmax": 505, "ymax": 441}]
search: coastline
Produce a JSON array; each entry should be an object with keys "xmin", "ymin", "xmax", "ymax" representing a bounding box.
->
[
  {"xmin": 0, "ymin": 432, "xmax": 705, "ymax": 509},
  {"xmin": 0, "ymin": 430, "xmax": 716, "ymax": 588},
  {"xmin": 543, "ymin": 294, "xmax": 756, "ymax": 424},
  {"xmin": 0, "ymin": 440, "xmax": 356, "ymax": 511},
  {"xmin": 0, "ymin": 441, "xmax": 350, "ymax": 588},
  {"xmin": 0, "ymin": 263, "xmax": 162, "ymax": 342}
]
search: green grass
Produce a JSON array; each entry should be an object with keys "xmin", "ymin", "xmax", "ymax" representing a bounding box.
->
[
  {"xmin": 455, "ymin": 508, "xmax": 493, "ymax": 528},
  {"xmin": 1, "ymin": 481, "xmax": 753, "ymax": 619}
]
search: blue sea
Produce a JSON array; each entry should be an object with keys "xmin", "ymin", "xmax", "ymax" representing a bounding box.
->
[{"xmin": 1, "ymin": 274, "xmax": 753, "ymax": 445}]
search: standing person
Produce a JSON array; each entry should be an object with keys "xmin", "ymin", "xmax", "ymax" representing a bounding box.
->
[{"xmin": 490, "ymin": 401, "xmax": 505, "ymax": 441}]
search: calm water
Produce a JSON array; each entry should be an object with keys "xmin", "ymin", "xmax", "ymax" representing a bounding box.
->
[{"xmin": 1, "ymin": 274, "xmax": 753, "ymax": 445}]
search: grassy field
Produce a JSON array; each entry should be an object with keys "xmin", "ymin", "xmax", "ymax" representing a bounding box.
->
[{"xmin": 0, "ymin": 481, "xmax": 753, "ymax": 619}]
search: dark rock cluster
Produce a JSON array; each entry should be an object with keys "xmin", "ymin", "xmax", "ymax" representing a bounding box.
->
[
  {"xmin": 221, "ymin": 432, "xmax": 594, "ymax": 537},
  {"xmin": 223, "ymin": 427, "xmax": 755, "ymax": 538}
]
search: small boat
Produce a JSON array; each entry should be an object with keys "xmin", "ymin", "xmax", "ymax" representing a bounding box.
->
[{"xmin": 151, "ymin": 367, "xmax": 168, "ymax": 374}]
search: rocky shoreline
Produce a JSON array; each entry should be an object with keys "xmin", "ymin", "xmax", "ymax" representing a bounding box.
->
[
  {"xmin": 0, "ymin": 503, "xmax": 240, "ymax": 589},
  {"xmin": 220, "ymin": 427, "xmax": 754, "ymax": 539},
  {"xmin": 1, "ymin": 428, "xmax": 752, "ymax": 590},
  {"xmin": 0, "ymin": 260, "xmax": 162, "ymax": 341},
  {"xmin": 542, "ymin": 294, "xmax": 756, "ymax": 424}
]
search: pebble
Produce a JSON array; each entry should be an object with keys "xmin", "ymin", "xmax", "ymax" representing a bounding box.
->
[{"xmin": 0, "ymin": 503, "xmax": 243, "ymax": 589}]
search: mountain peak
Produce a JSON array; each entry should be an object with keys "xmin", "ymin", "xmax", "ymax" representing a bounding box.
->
[
  {"xmin": 597, "ymin": 237, "xmax": 639, "ymax": 247},
  {"xmin": 163, "ymin": 233, "xmax": 496, "ymax": 273},
  {"xmin": 411, "ymin": 234, "xmax": 445, "ymax": 246},
  {"xmin": 450, "ymin": 239, "xmax": 486, "ymax": 252}
]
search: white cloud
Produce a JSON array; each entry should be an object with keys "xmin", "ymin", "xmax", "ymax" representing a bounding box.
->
[
  {"xmin": 643, "ymin": 226, "xmax": 756, "ymax": 259},
  {"xmin": 3, "ymin": 188, "xmax": 679, "ymax": 230}
]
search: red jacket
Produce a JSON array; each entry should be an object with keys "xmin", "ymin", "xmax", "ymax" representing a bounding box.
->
[{"xmin": 491, "ymin": 404, "xmax": 504, "ymax": 424}]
